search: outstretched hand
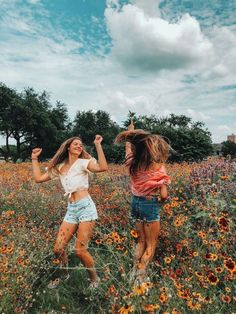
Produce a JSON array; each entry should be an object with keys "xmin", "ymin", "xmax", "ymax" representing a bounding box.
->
[
  {"xmin": 31, "ymin": 148, "xmax": 42, "ymax": 159},
  {"xmin": 128, "ymin": 118, "xmax": 134, "ymax": 131},
  {"xmin": 94, "ymin": 135, "xmax": 103, "ymax": 145}
]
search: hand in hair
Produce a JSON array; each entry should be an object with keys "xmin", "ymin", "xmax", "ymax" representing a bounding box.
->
[{"xmin": 128, "ymin": 118, "xmax": 134, "ymax": 131}]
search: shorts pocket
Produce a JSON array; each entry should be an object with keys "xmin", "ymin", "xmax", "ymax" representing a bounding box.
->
[{"xmin": 78, "ymin": 201, "xmax": 91, "ymax": 210}]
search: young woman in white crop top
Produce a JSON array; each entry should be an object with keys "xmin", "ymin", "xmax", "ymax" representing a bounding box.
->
[{"xmin": 31, "ymin": 135, "xmax": 108, "ymax": 289}]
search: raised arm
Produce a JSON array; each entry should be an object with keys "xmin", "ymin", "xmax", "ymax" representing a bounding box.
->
[
  {"xmin": 31, "ymin": 148, "xmax": 51, "ymax": 183},
  {"xmin": 126, "ymin": 119, "xmax": 134, "ymax": 158},
  {"xmin": 87, "ymin": 135, "xmax": 108, "ymax": 173}
]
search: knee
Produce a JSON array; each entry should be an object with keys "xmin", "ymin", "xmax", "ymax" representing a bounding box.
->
[
  {"xmin": 75, "ymin": 247, "xmax": 87, "ymax": 259},
  {"xmin": 137, "ymin": 239, "xmax": 146, "ymax": 248}
]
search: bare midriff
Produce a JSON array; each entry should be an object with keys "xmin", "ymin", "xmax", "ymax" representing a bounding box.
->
[{"xmin": 68, "ymin": 189, "xmax": 90, "ymax": 203}]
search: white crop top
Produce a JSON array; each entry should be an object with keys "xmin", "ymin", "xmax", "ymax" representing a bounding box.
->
[{"xmin": 49, "ymin": 158, "xmax": 93, "ymax": 198}]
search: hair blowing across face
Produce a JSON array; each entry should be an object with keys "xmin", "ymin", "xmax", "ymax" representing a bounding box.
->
[
  {"xmin": 115, "ymin": 129, "xmax": 170, "ymax": 176},
  {"xmin": 47, "ymin": 137, "xmax": 91, "ymax": 174}
]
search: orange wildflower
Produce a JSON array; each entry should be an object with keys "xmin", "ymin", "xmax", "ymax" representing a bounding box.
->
[
  {"xmin": 130, "ymin": 230, "xmax": 138, "ymax": 238},
  {"xmin": 187, "ymin": 300, "xmax": 202, "ymax": 310},
  {"xmin": 224, "ymin": 258, "xmax": 236, "ymax": 273},
  {"xmin": 52, "ymin": 259, "xmax": 60, "ymax": 265},
  {"xmin": 207, "ymin": 273, "xmax": 219, "ymax": 285},
  {"xmin": 197, "ymin": 231, "xmax": 206, "ymax": 238},
  {"xmin": 118, "ymin": 304, "xmax": 134, "ymax": 314},
  {"xmin": 221, "ymin": 295, "xmax": 231, "ymax": 303},
  {"xmin": 143, "ymin": 304, "xmax": 160, "ymax": 312},
  {"xmin": 159, "ymin": 293, "xmax": 168, "ymax": 303},
  {"xmin": 95, "ymin": 239, "xmax": 103, "ymax": 245},
  {"xmin": 164, "ymin": 257, "xmax": 172, "ymax": 264}
]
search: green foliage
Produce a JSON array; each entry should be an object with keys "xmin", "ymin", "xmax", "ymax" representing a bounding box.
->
[
  {"xmin": 1, "ymin": 83, "xmax": 214, "ymax": 162},
  {"xmin": 0, "ymin": 83, "xmax": 19, "ymax": 160},
  {"xmin": 72, "ymin": 110, "xmax": 125, "ymax": 162},
  {"xmin": 221, "ymin": 140, "xmax": 236, "ymax": 158},
  {"xmin": 102, "ymin": 144, "xmax": 125, "ymax": 164},
  {"xmin": 123, "ymin": 113, "xmax": 213, "ymax": 162},
  {"xmin": 0, "ymin": 83, "xmax": 71, "ymax": 161},
  {"xmin": 72, "ymin": 110, "xmax": 120, "ymax": 146}
]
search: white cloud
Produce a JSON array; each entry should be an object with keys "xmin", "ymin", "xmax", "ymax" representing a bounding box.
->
[
  {"xmin": 131, "ymin": 0, "xmax": 162, "ymax": 17},
  {"xmin": 0, "ymin": 0, "xmax": 235, "ymax": 146},
  {"xmin": 103, "ymin": 90, "xmax": 160, "ymax": 119},
  {"xmin": 218, "ymin": 125, "xmax": 231, "ymax": 132},
  {"xmin": 201, "ymin": 26, "xmax": 236, "ymax": 80},
  {"xmin": 227, "ymin": 105, "xmax": 236, "ymax": 112},
  {"xmin": 105, "ymin": 4, "xmax": 214, "ymax": 71},
  {"xmin": 28, "ymin": 0, "xmax": 40, "ymax": 4},
  {"xmin": 186, "ymin": 108, "xmax": 213, "ymax": 122},
  {"xmin": 213, "ymin": 124, "xmax": 235, "ymax": 143}
]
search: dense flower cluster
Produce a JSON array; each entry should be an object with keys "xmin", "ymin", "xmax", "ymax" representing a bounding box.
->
[{"xmin": 0, "ymin": 157, "xmax": 235, "ymax": 313}]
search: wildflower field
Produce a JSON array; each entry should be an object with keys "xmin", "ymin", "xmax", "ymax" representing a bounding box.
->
[{"xmin": 0, "ymin": 158, "xmax": 235, "ymax": 314}]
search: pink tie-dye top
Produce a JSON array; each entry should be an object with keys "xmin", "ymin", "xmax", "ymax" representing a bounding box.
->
[{"xmin": 130, "ymin": 165, "xmax": 171, "ymax": 196}]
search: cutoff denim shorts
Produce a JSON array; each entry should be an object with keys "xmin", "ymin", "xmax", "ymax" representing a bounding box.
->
[
  {"xmin": 131, "ymin": 195, "xmax": 161, "ymax": 222},
  {"xmin": 63, "ymin": 196, "xmax": 98, "ymax": 224}
]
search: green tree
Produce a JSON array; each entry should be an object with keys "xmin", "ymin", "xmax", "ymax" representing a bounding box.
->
[
  {"xmin": 29, "ymin": 100, "xmax": 71, "ymax": 159},
  {"xmin": 221, "ymin": 141, "xmax": 236, "ymax": 158},
  {"xmin": 123, "ymin": 113, "xmax": 213, "ymax": 162},
  {"xmin": 0, "ymin": 83, "xmax": 19, "ymax": 160},
  {"xmin": 72, "ymin": 110, "xmax": 122, "ymax": 162},
  {"xmin": 123, "ymin": 111, "xmax": 158, "ymax": 130},
  {"xmin": 0, "ymin": 84, "xmax": 70, "ymax": 161}
]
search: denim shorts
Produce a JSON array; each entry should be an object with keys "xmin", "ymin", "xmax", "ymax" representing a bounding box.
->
[
  {"xmin": 63, "ymin": 196, "xmax": 98, "ymax": 224},
  {"xmin": 131, "ymin": 195, "xmax": 161, "ymax": 222}
]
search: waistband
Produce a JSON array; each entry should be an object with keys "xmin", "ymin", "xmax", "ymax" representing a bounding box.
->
[
  {"xmin": 68, "ymin": 195, "xmax": 92, "ymax": 206},
  {"xmin": 132, "ymin": 195, "xmax": 158, "ymax": 201}
]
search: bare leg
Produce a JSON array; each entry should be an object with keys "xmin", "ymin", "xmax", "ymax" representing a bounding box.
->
[
  {"xmin": 139, "ymin": 221, "xmax": 160, "ymax": 272},
  {"xmin": 54, "ymin": 221, "xmax": 78, "ymax": 266},
  {"xmin": 75, "ymin": 221, "xmax": 97, "ymax": 282},
  {"xmin": 48, "ymin": 221, "xmax": 78, "ymax": 287},
  {"xmin": 134, "ymin": 221, "xmax": 146, "ymax": 266}
]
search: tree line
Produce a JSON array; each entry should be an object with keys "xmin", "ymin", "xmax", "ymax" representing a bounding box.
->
[{"xmin": 0, "ymin": 82, "xmax": 234, "ymax": 163}]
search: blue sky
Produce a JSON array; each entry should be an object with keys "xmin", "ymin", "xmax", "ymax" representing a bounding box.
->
[{"xmin": 0, "ymin": 0, "xmax": 236, "ymax": 143}]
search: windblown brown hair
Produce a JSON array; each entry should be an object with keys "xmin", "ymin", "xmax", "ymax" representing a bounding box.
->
[
  {"xmin": 47, "ymin": 136, "xmax": 91, "ymax": 176},
  {"xmin": 115, "ymin": 129, "xmax": 170, "ymax": 176}
]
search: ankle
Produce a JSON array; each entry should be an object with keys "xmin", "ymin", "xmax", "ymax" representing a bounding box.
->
[
  {"xmin": 137, "ymin": 263, "xmax": 146, "ymax": 271},
  {"xmin": 89, "ymin": 273, "xmax": 99, "ymax": 282}
]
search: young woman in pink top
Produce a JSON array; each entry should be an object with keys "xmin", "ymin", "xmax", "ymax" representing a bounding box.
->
[
  {"xmin": 31, "ymin": 135, "xmax": 108, "ymax": 288},
  {"xmin": 115, "ymin": 120, "xmax": 171, "ymax": 283}
]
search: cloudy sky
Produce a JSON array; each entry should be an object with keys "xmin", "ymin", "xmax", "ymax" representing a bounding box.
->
[{"xmin": 0, "ymin": 0, "xmax": 236, "ymax": 143}]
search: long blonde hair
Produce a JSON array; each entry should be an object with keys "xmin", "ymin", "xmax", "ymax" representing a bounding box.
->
[
  {"xmin": 115, "ymin": 129, "xmax": 170, "ymax": 176},
  {"xmin": 47, "ymin": 136, "xmax": 91, "ymax": 175}
]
